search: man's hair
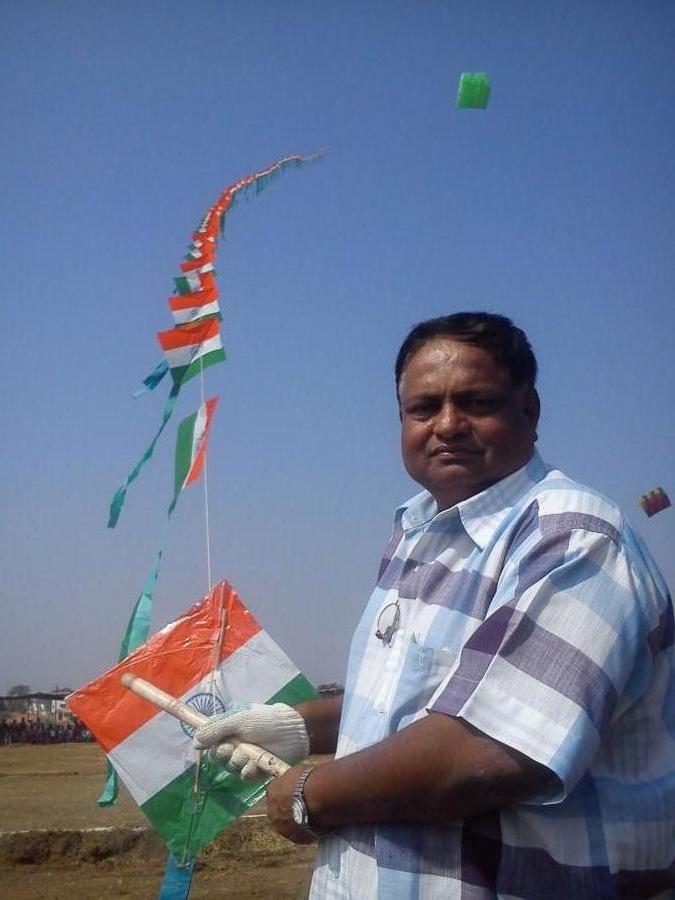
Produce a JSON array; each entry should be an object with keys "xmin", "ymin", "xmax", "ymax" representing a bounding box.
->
[{"xmin": 395, "ymin": 312, "xmax": 538, "ymax": 399}]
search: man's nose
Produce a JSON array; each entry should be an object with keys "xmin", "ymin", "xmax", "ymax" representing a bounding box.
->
[{"xmin": 434, "ymin": 402, "xmax": 467, "ymax": 436}]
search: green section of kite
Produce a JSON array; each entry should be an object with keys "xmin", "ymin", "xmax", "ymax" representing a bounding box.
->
[{"xmin": 456, "ymin": 72, "xmax": 491, "ymax": 109}]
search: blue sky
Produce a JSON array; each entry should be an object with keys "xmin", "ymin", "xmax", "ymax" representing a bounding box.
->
[{"xmin": 2, "ymin": 1, "xmax": 673, "ymax": 692}]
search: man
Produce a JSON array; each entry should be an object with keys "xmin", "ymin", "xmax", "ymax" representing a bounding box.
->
[{"xmin": 196, "ymin": 313, "xmax": 675, "ymax": 899}]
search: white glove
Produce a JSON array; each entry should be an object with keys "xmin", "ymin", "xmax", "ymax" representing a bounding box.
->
[{"xmin": 193, "ymin": 703, "xmax": 310, "ymax": 781}]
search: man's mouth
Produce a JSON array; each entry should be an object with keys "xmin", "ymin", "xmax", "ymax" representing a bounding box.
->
[{"xmin": 430, "ymin": 445, "xmax": 478, "ymax": 457}]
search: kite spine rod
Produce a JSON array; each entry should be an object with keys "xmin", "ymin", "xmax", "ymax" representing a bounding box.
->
[{"xmin": 121, "ymin": 673, "xmax": 290, "ymax": 777}]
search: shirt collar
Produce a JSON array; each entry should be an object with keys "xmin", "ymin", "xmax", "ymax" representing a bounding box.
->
[{"xmin": 398, "ymin": 451, "xmax": 550, "ymax": 549}]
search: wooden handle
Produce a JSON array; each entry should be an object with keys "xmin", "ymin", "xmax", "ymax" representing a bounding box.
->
[{"xmin": 121, "ymin": 673, "xmax": 290, "ymax": 777}]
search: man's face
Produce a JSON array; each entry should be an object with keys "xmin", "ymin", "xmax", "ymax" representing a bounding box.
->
[{"xmin": 398, "ymin": 337, "xmax": 540, "ymax": 510}]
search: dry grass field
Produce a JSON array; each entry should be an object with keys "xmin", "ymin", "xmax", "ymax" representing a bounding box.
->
[{"xmin": 0, "ymin": 743, "xmax": 316, "ymax": 899}]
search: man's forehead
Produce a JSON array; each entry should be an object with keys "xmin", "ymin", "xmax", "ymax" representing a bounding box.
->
[{"xmin": 400, "ymin": 339, "xmax": 511, "ymax": 390}]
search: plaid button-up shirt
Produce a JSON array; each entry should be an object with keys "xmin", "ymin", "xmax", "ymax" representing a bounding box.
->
[{"xmin": 310, "ymin": 452, "xmax": 674, "ymax": 899}]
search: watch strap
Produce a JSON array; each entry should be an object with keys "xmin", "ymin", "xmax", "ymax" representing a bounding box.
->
[
  {"xmin": 292, "ymin": 766, "xmax": 315, "ymax": 831},
  {"xmin": 293, "ymin": 765, "xmax": 335, "ymax": 837}
]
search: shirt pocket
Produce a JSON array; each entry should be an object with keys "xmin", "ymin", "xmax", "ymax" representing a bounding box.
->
[{"xmin": 390, "ymin": 635, "xmax": 458, "ymax": 732}]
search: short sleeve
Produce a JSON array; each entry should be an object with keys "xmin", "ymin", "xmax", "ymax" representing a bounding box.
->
[{"xmin": 429, "ymin": 521, "xmax": 651, "ymax": 802}]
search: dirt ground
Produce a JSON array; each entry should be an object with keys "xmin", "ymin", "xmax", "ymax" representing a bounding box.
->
[
  {"xmin": 0, "ymin": 743, "xmax": 317, "ymax": 899},
  {"xmin": 0, "ymin": 743, "xmax": 143, "ymax": 831},
  {"xmin": 1, "ymin": 849, "xmax": 315, "ymax": 899}
]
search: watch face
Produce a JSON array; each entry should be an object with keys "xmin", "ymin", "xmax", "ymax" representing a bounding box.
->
[{"xmin": 292, "ymin": 797, "xmax": 306, "ymax": 826}]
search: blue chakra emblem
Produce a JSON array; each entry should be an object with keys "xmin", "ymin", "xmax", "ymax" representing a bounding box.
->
[{"xmin": 180, "ymin": 692, "xmax": 226, "ymax": 738}]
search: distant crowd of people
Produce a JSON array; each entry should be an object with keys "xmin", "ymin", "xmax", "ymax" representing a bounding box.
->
[{"xmin": 1, "ymin": 718, "xmax": 92, "ymax": 745}]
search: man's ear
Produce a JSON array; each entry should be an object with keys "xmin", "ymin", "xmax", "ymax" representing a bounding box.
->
[{"xmin": 523, "ymin": 387, "xmax": 540, "ymax": 438}]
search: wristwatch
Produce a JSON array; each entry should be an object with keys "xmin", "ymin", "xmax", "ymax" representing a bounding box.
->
[{"xmin": 291, "ymin": 766, "xmax": 316, "ymax": 832}]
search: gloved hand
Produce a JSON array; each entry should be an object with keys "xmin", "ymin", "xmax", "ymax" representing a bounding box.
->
[{"xmin": 194, "ymin": 703, "xmax": 310, "ymax": 781}]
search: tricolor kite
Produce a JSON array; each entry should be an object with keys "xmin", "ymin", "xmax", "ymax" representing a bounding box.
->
[
  {"xmin": 158, "ymin": 319, "xmax": 225, "ymax": 387},
  {"xmin": 168, "ymin": 287, "xmax": 221, "ymax": 328},
  {"xmin": 173, "ymin": 396, "xmax": 219, "ymax": 499},
  {"xmin": 68, "ymin": 581, "xmax": 317, "ymax": 860}
]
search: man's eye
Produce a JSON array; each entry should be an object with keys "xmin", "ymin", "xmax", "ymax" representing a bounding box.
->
[
  {"xmin": 408, "ymin": 405, "xmax": 433, "ymax": 418},
  {"xmin": 466, "ymin": 397, "xmax": 499, "ymax": 412}
]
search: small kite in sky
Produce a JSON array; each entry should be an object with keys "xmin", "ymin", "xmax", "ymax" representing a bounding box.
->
[
  {"xmin": 456, "ymin": 72, "xmax": 491, "ymax": 109},
  {"xmin": 639, "ymin": 487, "xmax": 671, "ymax": 517}
]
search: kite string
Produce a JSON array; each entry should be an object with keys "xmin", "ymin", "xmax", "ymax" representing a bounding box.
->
[
  {"xmin": 197, "ymin": 356, "xmax": 223, "ymax": 710},
  {"xmin": 209, "ymin": 581, "xmax": 228, "ymax": 709},
  {"xmin": 198, "ymin": 359, "xmax": 213, "ymax": 593},
  {"xmin": 180, "ymin": 361, "xmax": 218, "ymax": 869}
]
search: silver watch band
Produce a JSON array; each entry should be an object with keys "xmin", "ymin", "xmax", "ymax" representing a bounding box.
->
[
  {"xmin": 292, "ymin": 766, "xmax": 316, "ymax": 831},
  {"xmin": 296, "ymin": 766, "xmax": 315, "ymax": 807},
  {"xmin": 293, "ymin": 765, "xmax": 335, "ymax": 837}
]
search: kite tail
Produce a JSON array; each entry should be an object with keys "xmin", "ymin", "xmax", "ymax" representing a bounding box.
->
[
  {"xmin": 108, "ymin": 383, "xmax": 181, "ymax": 528},
  {"xmin": 97, "ymin": 529, "xmax": 169, "ymax": 806},
  {"xmin": 159, "ymin": 855, "xmax": 196, "ymax": 899},
  {"xmin": 133, "ymin": 359, "xmax": 170, "ymax": 398},
  {"xmin": 221, "ymin": 150, "xmax": 324, "ymax": 231},
  {"xmin": 97, "ymin": 763, "xmax": 119, "ymax": 807}
]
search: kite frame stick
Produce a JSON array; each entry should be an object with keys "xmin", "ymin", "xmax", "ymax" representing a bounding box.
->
[{"xmin": 121, "ymin": 673, "xmax": 290, "ymax": 777}]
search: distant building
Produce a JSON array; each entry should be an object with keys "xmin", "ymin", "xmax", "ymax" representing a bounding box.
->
[{"xmin": 0, "ymin": 692, "xmax": 73, "ymax": 725}]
